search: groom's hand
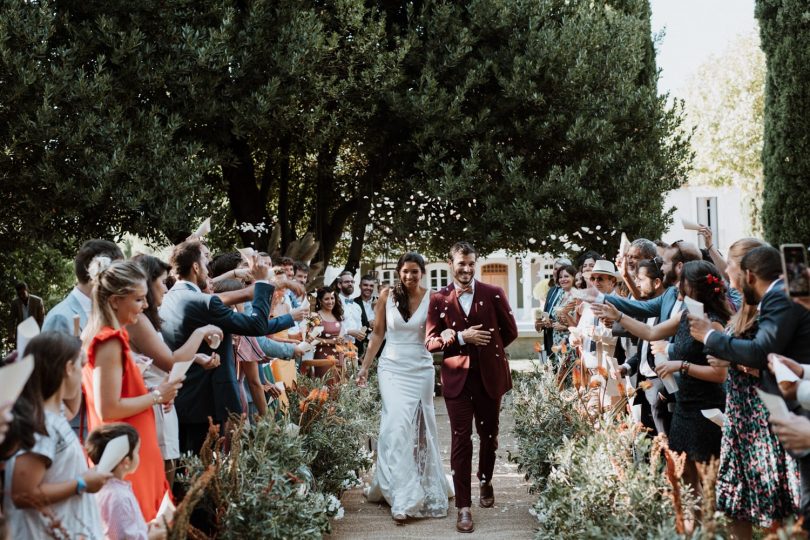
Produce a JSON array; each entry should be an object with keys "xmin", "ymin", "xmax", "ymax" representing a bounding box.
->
[{"xmin": 462, "ymin": 324, "xmax": 491, "ymax": 346}]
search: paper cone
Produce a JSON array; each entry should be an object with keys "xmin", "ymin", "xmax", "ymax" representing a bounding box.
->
[
  {"xmin": 193, "ymin": 217, "xmax": 211, "ymax": 238},
  {"xmin": 16, "ymin": 317, "xmax": 40, "ymax": 356},
  {"xmin": 0, "ymin": 354, "xmax": 35, "ymax": 403},
  {"xmin": 681, "ymin": 218, "xmax": 702, "ymax": 231},
  {"xmin": 156, "ymin": 491, "xmax": 175, "ymax": 524},
  {"xmin": 169, "ymin": 358, "xmax": 195, "ymax": 382},
  {"xmin": 237, "ymin": 246, "xmax": 255, "ymax": 263},
  {"xmin": 619, "ymin": 233, "xmax": 631, "ymax": 257},
  {"xmin": 683, "ymin": 296, "xmax": 704, "ymax": 318},
  {"xmin": 97, "ymin": 435, "xmax": 130, "ymax": 473}
]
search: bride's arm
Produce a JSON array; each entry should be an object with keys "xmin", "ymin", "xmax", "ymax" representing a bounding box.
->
[{"xmin": 356, "ymin": 288, "xmax": 389, "ymax": 385}]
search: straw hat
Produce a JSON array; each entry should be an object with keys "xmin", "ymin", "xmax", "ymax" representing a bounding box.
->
[{"xmin": 585, "ymin": 260, "xmax": 619, "ymax": 279}]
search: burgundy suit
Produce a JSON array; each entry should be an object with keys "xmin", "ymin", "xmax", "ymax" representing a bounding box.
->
[{"xmin": 426, "ymin": 280, "xmax": 518, "ymax": 508}]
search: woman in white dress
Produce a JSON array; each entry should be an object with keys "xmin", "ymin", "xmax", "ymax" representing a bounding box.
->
[{"xmin": 356, "ymin": 252, "xmax": 453, "ymax": 522}]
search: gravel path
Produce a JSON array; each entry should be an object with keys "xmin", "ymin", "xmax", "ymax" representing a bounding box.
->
[{"xmin": 328, "ymin": 394, "xmax": 537, "ymax": 539}]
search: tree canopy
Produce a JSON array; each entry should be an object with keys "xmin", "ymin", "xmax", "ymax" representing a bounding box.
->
[{"xmin": 0, "ymin": 0, "xmax": 690, "ymax": 340}]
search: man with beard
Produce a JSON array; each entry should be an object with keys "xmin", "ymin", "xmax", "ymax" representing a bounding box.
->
[
  {"xmin": 159, "ymin": 239, "xmax": 305, "ymax": 454},
  {"xmin": 425, "ymin": 242, "xmax": 518, "ymax": 533},
  {"xmin": 336, "ymin": 270, "xmax": 367, "ymax": 348},
  {"xmin": 689, "ymin": 245, "xmax": 810, "ymax": 531},
  {"xmin": 608, "ymin": 258, "xmax": 670, "ymax": 434},
  {"xmin": 586, "ymin": 240, "xmax": 703, "ymax": 361}
]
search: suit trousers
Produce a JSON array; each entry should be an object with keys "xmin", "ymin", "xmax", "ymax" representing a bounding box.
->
[
  {"xmin": 642, "ymin": 377, "xmax": 672, "ymax": 436},
  {"xmin": 444, "ymin": 367, "xmax": 501, "ymax": 508}
]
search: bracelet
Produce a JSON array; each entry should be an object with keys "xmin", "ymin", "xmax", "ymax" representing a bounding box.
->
[
  {"xmin": 680, "ymin": 361, "xmax": 690, "ymax": 376},
  {"xmin": 152, "ymin": 389, "xmax": 163, "ymax": 405},
  {"xmin": 75, "ymin": 476, "xmax": 87, "ymax": 495},
  {"xmin": 617, "ymin": 312, "xmax": 624, "ymax": 322}
]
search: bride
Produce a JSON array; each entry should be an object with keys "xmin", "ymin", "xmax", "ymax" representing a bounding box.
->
[{"xmin": 356, "ymin": 252, "xmax": 453, "ymax": 522}]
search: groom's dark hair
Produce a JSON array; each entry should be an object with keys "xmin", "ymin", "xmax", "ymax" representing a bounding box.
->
[{"xmin": 449, "ymin": 241, "xmax": 477, "ymax": 260}]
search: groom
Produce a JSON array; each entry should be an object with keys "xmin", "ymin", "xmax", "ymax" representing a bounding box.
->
[{"xmin": 426, "ymin": 241, "xmax": 518, "ymax": 533}]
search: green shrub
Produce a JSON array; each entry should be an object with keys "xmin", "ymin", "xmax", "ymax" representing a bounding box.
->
[
  {"xmin": 287, "ymin": 375, "xmax": 381, "ymax": 497},
  {"xmin": 509, "ymin": 367, "xmax": 589, "ymax": 492},
  {"xmin": 177, "ymin": 416, "xmax": 337, "ymax": 539},
  {"xmin": 531, "ymin": 427, "xmax": 681, "ymax": 540}
]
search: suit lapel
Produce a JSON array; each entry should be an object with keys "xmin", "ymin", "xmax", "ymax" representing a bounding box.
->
[{"xmin": 446, "ymin": 283, "xmax": 467, "ymax": 326}]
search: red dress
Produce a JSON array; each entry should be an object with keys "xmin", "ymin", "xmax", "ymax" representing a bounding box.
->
[{"xmin": 82, "ymin": 326, "xmax": 169, "ymax": 521}]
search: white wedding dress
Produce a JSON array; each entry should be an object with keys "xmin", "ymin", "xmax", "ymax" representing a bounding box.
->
[{"xmin": 365, "ymin": 290, "xmax": 453, "ymax": 518}]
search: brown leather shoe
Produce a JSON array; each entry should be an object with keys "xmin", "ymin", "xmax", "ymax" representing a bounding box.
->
[
  {"xmin": 456, "ymin": 509, "xmax": 474, "ymax": 533},
  {"xmin": 479, "ymin": 482, "xmax": 494, "ymax": 508}
]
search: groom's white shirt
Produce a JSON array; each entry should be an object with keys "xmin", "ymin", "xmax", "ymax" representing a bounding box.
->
[{"xmin": 455, "ymin": 280, "xmax": 476, "ymax": 345}]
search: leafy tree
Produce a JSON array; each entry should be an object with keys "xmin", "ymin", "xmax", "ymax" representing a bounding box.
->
[
  {"xmin": 356, "ymin": 0, "xmax": 691, "ymax": 261},
  {"xmin": 756, "ymin": 0, "xmax": 810, "ymax": 246},
  {"xmin": 681, "ymin": 30, "xmax": 766, "ymax": 236}
]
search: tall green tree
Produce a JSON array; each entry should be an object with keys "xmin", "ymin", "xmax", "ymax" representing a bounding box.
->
[{"xmin": 756, "ymin": 0, "xmax": 810, "ymax": 246}]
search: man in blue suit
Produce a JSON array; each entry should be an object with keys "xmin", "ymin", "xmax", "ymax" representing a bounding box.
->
[
  {"xmin": 43, "ymin": 239, "xmax": 124, "ymax": 335},
  {"xmin": 160, "ymin": 240, "xmax": 306, "ymax": 454},
  {"xmin": 689, "ymin": 245, "xmax": 810, "ymax": 530}
]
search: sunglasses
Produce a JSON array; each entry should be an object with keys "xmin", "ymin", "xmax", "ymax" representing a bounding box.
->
[{"xmin": 652, "ymin": 256, "xmax": 664, "ymax": 272}]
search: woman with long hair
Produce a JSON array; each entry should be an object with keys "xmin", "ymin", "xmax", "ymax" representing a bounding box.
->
[
  {"xmin": 306, "ymin": 286, "xmax": 345, "ymax": 379},
  {"xmin": 714, "ymin": 239, "xmax": 799, "ymax": 539},
  {"xmin": 127, "ymin": 254, "xmax": 222, "ymax": 487},
  {"xmin": 81, "ymin": 257, "xmax": 183, "ymax": 521},
  {"xmin": 356, "ymin": 252, "xmax": 452, "ymax": 522},
  {"xmin": 593, "ymin": 260, "xmax": 732, "ymax": 531},
  {"xmin": 546, "ymin": 264, "xmax": 577, "ymax": 370}
]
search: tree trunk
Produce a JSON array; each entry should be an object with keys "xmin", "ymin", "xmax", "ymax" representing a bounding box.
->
[
  {"xmin": 223, "ymin": 137, "xmax": 265, "ymax": 247},
  {"xmin": 278, "ymin": 137, "xmax": 292, "ymax": 252}
]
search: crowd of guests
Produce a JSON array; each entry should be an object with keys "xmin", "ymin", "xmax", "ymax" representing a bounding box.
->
[
  {"xmin": 0, "ymin": 235, "xmax": 380, "ymax": 539},
  {"xmin": 534, "ymin": 227, "xmax": 810, "ymax": 538}
]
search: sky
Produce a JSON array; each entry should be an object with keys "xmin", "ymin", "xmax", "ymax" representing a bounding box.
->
[{"xmin": 650, "ymin": 0, "xmax": 757, "ymax": 96}]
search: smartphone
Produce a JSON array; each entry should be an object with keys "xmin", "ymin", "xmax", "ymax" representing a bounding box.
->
[{"xmin": 780, "ymin": 244, "xmax": 810, "ymax": 297}]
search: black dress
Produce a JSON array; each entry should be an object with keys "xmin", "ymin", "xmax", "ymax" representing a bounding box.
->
[{"xmin": 667, "ymin": 311, "xmax": 727, "ymax": 462}]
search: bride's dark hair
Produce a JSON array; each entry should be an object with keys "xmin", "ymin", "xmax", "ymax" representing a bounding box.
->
[{"xmin": 393, "ymin": 252, "xmax": 426, "ymax": 322}]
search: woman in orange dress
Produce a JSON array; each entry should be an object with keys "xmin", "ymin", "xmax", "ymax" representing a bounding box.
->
[{"xmin": 81, "ymin": 257, "xmax": 183, "ymax": 521}]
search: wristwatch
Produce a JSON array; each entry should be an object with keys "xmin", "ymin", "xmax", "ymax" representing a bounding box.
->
[
  {"xmin": 76, "ymin": 476, "xmax": 87, "ymax": 495},
  {"xmin": 152, "ymin": 389, "xmax": 163, "ymax": 405}
]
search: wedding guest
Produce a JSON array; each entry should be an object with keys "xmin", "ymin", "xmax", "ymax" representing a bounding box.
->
[
  {"xmin": 689, "ymin": 246, "xmax": 810, "ymax": 531},
  {"xmin": 81, "ymin": 258, "xmax": 181, "ymax": 521},
  {"xmin": 575, "ymin": 251, "xmax": 602, "ymax": 289},
  {"xmin": 543, "ymin": 264, "xmax": 577, "ymax": 369},
  {"xmin": 336, "ymin": 271, "xmax": 366, "ymax": 345},
  {"xmin": 595, "ymin": 260, "xmax": 731, "ymax": 532},
  {"xmin": 4, "ymin": 333, "xmax": 111, "ymax": 539},
  {"xmin": 534, "ymin": 258, "xmax": 573, "ymax": 356},
  {"xmin": 86, "ymin": 423, "xmax": 167, "ymax": 540},
  {"xmin": 43, "ymin": 239, "xmax": 124, "ymax": 335},
  {"xmin": 10, "ymin": 281, "xmax": 45, "ymax": 338},
  {"xmin": 614, "ymin": 258, "xmax": 670, "ymax": 435},
  {"xmin": 212, "ymin": 279, "xmax": 281, "ymax": 419},
  {"xmin": 293, "ymin": 261, "xmax": 310, "ymax": 286},
  {"xmin": 128, "ymin": 254, "xmax": 223, "ymax": 487},
  {"xmin": 306, "ymin": 287, "xmax": 345, "ymax": 379},
  {"xmin": 159, "ymin": 240, "xmax": 302, "ymax": 455},
  {"xmin": 706, "ymin": 238, "xmax": 800, "ymax": 539},
  {"xmin": 354, "ymin": 274, "xmax": 377, "ymax": 358}
]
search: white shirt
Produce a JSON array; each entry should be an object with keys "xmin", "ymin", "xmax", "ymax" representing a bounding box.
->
[
  {"xmin": 3, "ymin": 410, "xmax": 103, "ymax": 540},
  {"xmin": 339, "ymin": 295, "xmax": 363, "ymax": 342},
  {"xmin": 455, "ymin": 281, "xmax": 476, "ymax": 345},
  {"xmin": 96, "ymin": 478, "xmax": 150, "ymax": 540},
  {"xmin": 639, "ymin": 317, "xmax": 659, "ymax": 378}
]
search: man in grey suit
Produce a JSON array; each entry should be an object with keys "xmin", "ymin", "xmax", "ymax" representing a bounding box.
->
[
  {"xmin": 689, "ymin": 245, "xmax": 810, "ymax": 531},
  {"xmin": 10, "ymin": 281, "xmax": 45, "ymax": 336},
  {"xmin": 160, "ymin": 240, "xmax": 306, "ymax": 455},
  {"xmin": 43, "ymin": 239, "xmax": 124, "ymax": 336}
]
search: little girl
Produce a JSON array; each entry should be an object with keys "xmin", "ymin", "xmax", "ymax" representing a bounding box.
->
[
  {"xmin": 85, "ymin": 423, "xmax": 167, "ymax": 540},
  {"xmin": 3, "ymin": 332, "xmax": 111, "ymax": 539}
]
